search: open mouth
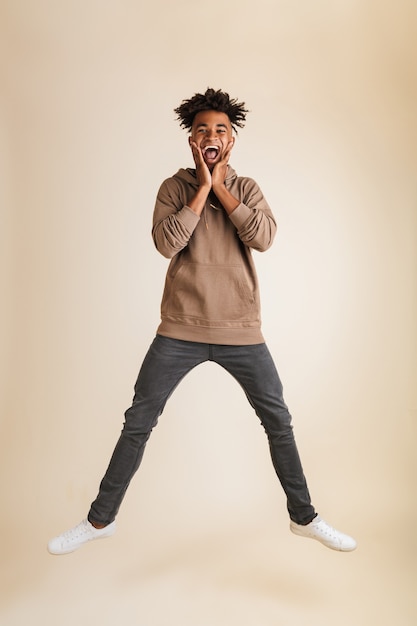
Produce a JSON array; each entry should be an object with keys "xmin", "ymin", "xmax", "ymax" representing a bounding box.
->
[{"xmin": 202, "ymin": 145, "xmax": 220, "ymax": 161}]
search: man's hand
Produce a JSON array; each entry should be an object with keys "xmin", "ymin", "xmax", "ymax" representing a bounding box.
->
[
  {"xmin": 212, "ymin": 140, "xmax": 240, "ymax": 215},
  {"xmin": 187, "ymin": 141, "xmax": 211, "ymax": 216},
  {"xmin": 190, "ymin": 140, "xmax": 212, "ymax": 190},
  {"xmin": 211, "ymin": 140, "xmax": 234, "ymax": 188}
]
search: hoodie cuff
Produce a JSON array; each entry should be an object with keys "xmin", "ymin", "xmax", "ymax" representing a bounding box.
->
[{"xmin": 228, "ymin": 203, "xmax": 252, "ymax": 229}]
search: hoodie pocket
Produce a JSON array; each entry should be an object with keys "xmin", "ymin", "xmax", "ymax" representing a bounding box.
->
[{"xmin": 166, "ymin": 263, "xmax": 257, "ymax": 324}]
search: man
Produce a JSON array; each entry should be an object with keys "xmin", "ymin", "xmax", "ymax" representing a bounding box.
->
[{"xmin": 48, "ymin": 88, "xmax": 356, "ymax": 555}]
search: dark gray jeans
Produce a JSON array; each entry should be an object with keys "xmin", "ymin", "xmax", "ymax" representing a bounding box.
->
[{"xmin": 88, "ymin": 335, "xmax": 316, "ymax": 526}]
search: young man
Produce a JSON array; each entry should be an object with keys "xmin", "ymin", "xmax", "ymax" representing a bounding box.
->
[{"xmin": 48, "ymin": 88, "xmax": 356, "ymax": 555}]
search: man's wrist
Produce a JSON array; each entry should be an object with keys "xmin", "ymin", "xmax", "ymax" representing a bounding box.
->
[
  {"xmin": 212, "ymin": 182, "xmax": 225, "ymax": 193},
  {"xmin": 213, "ymin": 184, "xmax": 240, "ymax": 215},
  {"xmin": 188, "ymin": 184, "xmax": 211, "ymax": 215}
]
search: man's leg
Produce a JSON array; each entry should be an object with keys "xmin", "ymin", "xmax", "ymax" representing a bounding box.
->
[
  {"xmin": 212, "ymin": 342, "xmax": 316, "ymax": 525},
  {"xmin": 48, "ymin": 336, "xmax": 209, "ymax": 554},
  {"xmin": 88, "ymin": 336, "xmax": 209, "ymax": 526},
  {"xmin": 213, "ymin": 343, "xmax": 356, "ymax": 551}
]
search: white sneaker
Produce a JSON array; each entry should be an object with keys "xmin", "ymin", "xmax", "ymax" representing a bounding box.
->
[
  {"xmin": 290, "ymin": 515, "xmax": 357, "ymax": 552},
  {"xmin": 47, "ymin": 518, "xmax": 116, "ymax": 555}
]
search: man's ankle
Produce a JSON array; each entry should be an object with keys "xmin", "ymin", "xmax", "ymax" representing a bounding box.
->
[{"xmin": 89, "ymin": 519, "xmax": 107, "ymax": 530}]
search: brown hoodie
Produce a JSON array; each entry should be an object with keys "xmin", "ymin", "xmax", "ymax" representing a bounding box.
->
[{"xmin": 152, "ymin": 166, "xmax": 277, "ymax": 345}]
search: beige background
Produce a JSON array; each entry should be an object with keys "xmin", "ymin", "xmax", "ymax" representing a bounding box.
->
[{"xmin": 1, "ymin": 1, "xmax": 416, "ymax": 624}]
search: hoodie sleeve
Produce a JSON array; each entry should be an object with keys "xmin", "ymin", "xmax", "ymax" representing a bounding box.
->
[
  {"xmin": 152, "ymin": 178, "xmax": 200, "ymax": 259},
  {"xmin": 228, "ymin": 178, "xmax": 277, "ymax": 252}
]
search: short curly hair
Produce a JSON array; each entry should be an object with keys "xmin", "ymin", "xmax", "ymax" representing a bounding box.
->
[{"xmin": 174, "ymin": 88, "xmax": 249, "ymax": 133}]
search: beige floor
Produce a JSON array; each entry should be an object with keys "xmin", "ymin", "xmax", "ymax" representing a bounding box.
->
[{"xmin": 1, "ymin": 507, "xmax": 415, "ymax": 626}]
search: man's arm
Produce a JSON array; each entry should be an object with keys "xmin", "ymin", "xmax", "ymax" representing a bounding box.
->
[
  {"xmin": 197, "ymin": 137, "xmax": 276, "ymax": 251},
  {"xmin": 152, "ymin": 180, "xmax": 201, "ymax": 259},
  {"xmin": 228, "ymin": 179, "xmax": 277, "ymax": 252}
]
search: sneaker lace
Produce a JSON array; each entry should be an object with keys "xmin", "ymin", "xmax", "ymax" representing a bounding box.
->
[
  {"xmin": 62, "ymin": 520, "xmax": 89, "ymax": 543},
  {"xmin": 315, "ymin": 519, "xmax": 339, "ymax": 539}
]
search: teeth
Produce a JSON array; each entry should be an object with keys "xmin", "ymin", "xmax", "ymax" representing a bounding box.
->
[{"xmin": 203, "ymin": 145, "xmax": 219, "ymax": 154}]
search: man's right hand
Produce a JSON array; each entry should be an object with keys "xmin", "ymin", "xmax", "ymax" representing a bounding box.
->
[
  {"xmin": 187, "ymin": 141, "xmax": 212, "ymax": 216},
  {"xmin": 190, "ymin": 140, "xmax": 212, "ymax": 190}
]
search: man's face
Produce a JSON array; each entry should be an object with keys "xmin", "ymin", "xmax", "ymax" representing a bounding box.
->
[{"xmin": 189, "ymin": 110, "xmax": 234, "ymax": 170}]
